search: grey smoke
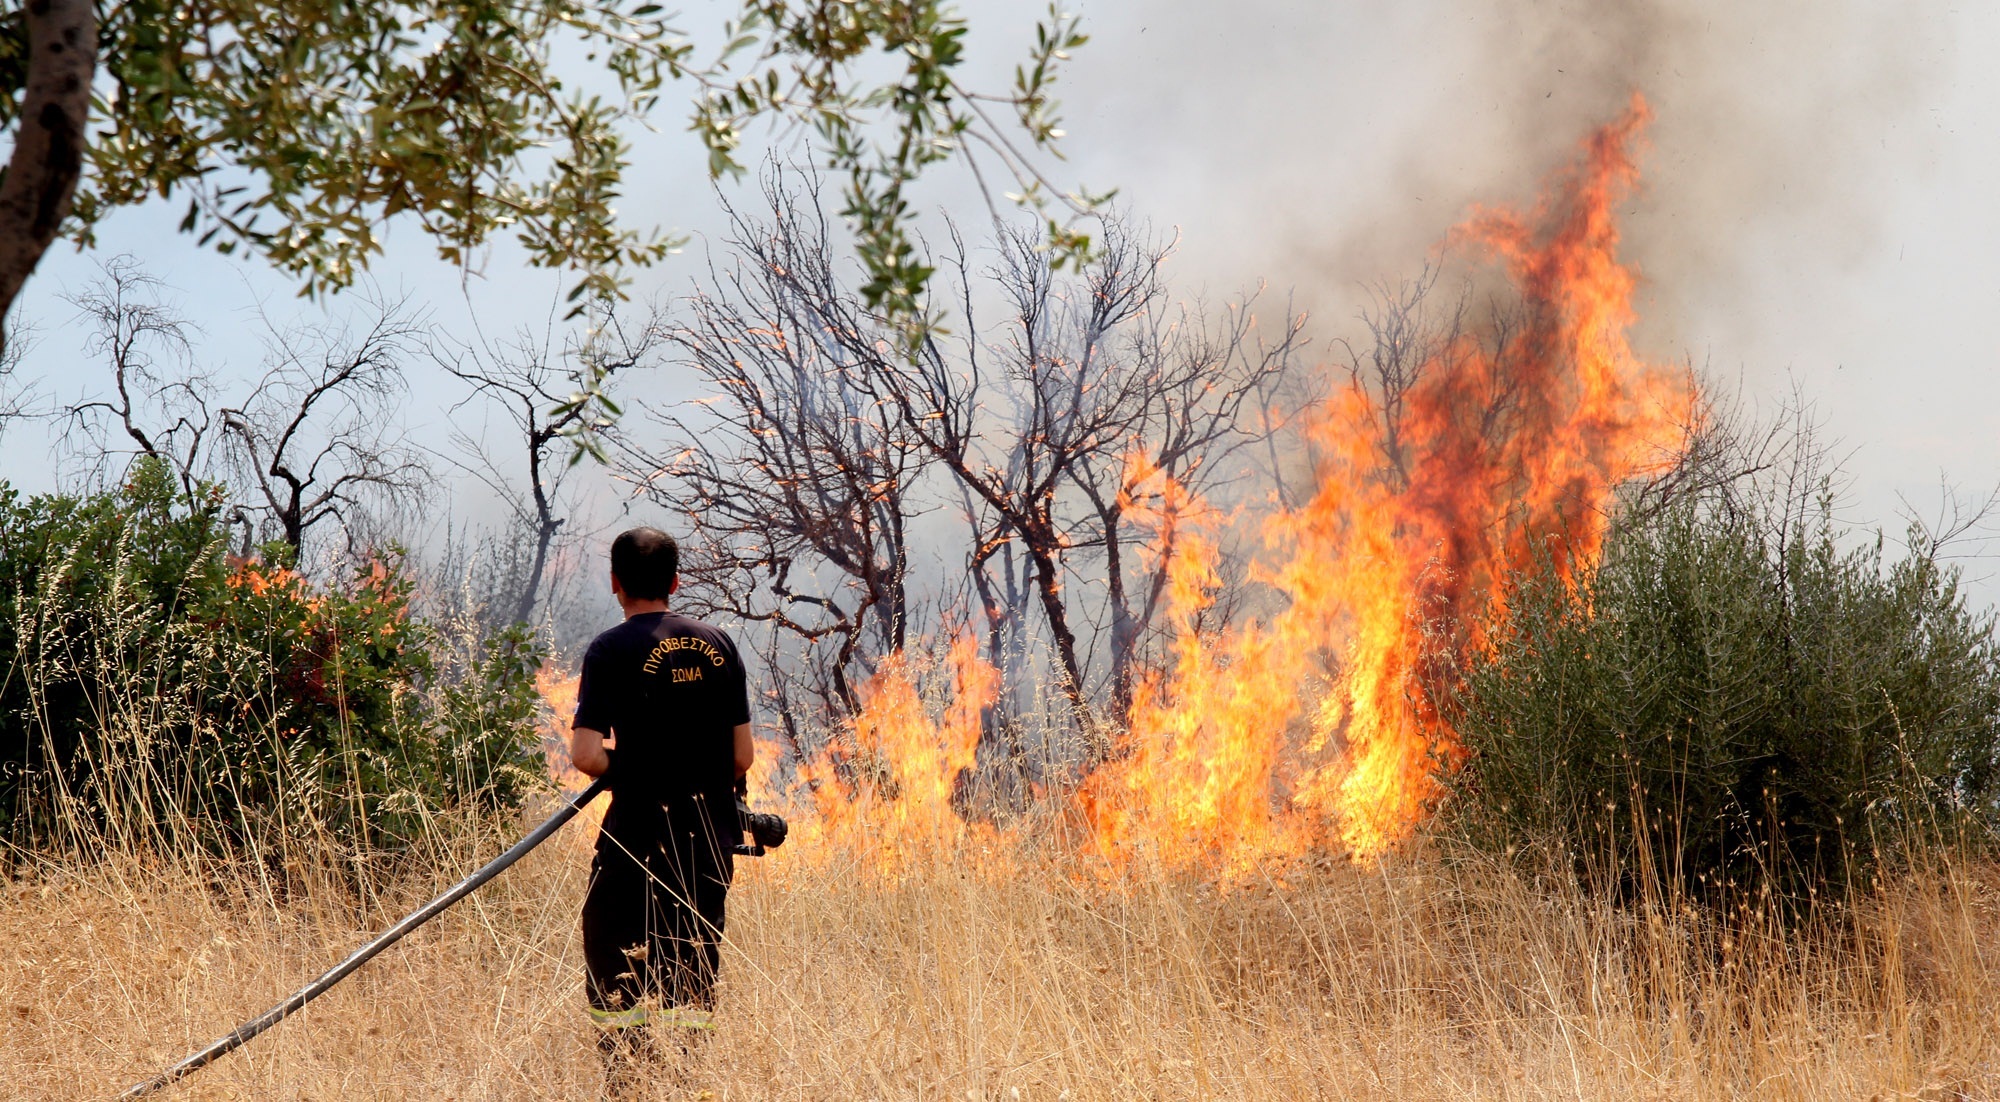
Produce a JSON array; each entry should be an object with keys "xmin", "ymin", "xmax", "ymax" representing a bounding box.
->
[{"xmin": 1050, "ymin": 0, "xmax": 1950, "ymax": 347}]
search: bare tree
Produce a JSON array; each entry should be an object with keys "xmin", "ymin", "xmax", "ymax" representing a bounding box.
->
[
  {"xmin": 857, "ymin": 222, "xmax": 1302, "ymax": 732},
  {"xmin": 620, "ymin": 184, "xmax": 927, "ymax": 715},
  {"xmin": 61, "ymin": 259, "xmax": 220, "ymax": 499},
  {"xmin": 1058, "ymin": 277, "xmax": 1306, "ymax": 716},
  {"xmin": 832, "ymin": 222, "xmax": 1169, "ymax": 730},
  {"xmin": 220, "ymin": 303, "xmax": 427, "ymax": 561},
  {"xmin": 436, "ymin": 308, "xmax": 659, "ymax": 625},
  {"xmin": 0, "ymin": 323, "xmax": 25, "ymax": 430}
]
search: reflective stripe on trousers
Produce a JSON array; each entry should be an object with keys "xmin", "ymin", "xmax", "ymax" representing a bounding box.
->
[
  {"xmin": 588, "ymin": 1006, "xmax": 650, "ymax": 1029},
  {"xmin": 587, "ymin": 1005, "xmax": 715, "ymax": 1031}
]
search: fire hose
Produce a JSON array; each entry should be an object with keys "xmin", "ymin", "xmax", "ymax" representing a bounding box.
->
[{"xmin": 119, "ymin": 777, "xmax": 789, "ymax": 1098}]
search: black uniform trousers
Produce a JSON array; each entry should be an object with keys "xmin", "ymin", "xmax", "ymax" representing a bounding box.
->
[{"xmin": 582, "ymin": 799, "xmax": 735, "ymax": 1017}]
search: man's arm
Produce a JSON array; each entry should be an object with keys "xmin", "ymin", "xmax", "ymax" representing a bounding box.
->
[
  {"xmin": 570, "ymin": 725, "xmax": 611, "ymax": 778},
  {"xmin": 733, "ymin": 722, "xmax": 753, "ymax": 777}
]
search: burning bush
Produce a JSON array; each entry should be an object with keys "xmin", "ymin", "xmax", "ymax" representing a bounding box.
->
[
  {"xmin": 1445, "ymin": 446, "xmax": 2000, "ymax": 909},
  {"xmin": 0, "ymin": 458, "xmax": 544, "ymax": 859}
]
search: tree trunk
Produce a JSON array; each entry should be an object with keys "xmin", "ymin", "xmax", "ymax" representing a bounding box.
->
[
  {"xmin": 1024, "ymin": 538, "xmax": 1092, "ymax": 732},
  {"xmin": 0, "ymin": 0, "xmax": 95, "ymax": 350},
  {"xmin": 514, "ymin": 435, "xmax": 561, "ymax": 625},
  {"xmin": 1101, "ymin": 504, "xmax": 1139, "ymax": 721},
  {"xmin": 513, "ymin": 516, "xmax": 560, "ymax": 625}
]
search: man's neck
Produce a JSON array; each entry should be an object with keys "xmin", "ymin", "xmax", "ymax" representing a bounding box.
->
[{"xmin": 620, "ymin": 598, "xmax": 671, "ymax": 619}]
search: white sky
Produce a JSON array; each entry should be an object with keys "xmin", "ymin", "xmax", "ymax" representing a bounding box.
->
[{"xmin": 4, "ymin": 0, "xmax": 1998, "ymax": 599}]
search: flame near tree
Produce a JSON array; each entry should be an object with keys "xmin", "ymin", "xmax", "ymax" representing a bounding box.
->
[
  {"xmin": 1090, "ymin": 93, "xmax": 1693, "ymax": 868},
  {"xmin": 541, "ymin": 95, "xmax": 1695, "ymax": 873}
]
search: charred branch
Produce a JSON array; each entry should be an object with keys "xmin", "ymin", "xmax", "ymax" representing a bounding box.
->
[
  {"xmin": 620, "ymin": 178, "xmax": 923, "ymax": 715},
  {"xmin": 435, "ymin": 308, "xmax": 659, "ymax": 625},
  {"xmin": 61, "ymin": 259, "xmax": 218, "ymax": 500},
  {"xmin": 221, "ymin": 303, "xmax": 427, "ymax": 561}
]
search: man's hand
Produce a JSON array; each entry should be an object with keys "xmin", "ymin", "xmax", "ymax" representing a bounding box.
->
[
  {"xmin": 570, "ymin": 725, "xmax": 611, "ymax": 777},
  {"xmin": 734, "ymin": 723, "xmax": 754, "ymax": 778}
]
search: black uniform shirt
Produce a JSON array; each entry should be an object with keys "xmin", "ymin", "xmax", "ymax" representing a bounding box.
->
[{"xmin": 573, "ymin": 611, "xmax": 751, "ymax": 854}]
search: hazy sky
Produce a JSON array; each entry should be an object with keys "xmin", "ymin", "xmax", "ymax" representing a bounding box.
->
[{"xmin": 5, "ymin": 0, "xmax": 1997, "ymax": 594}]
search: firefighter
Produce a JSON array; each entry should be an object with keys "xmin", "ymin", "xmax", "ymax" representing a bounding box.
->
[{"xmin": 567, "ymin": 527, "xmax": 754, "ymax": 1086}]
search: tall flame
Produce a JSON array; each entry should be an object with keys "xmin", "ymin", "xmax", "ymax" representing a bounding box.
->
[{"xmin": 1086, "ymin": 93, "xmax": 1691, "ymax": 866}]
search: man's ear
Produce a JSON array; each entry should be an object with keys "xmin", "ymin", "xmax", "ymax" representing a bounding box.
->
[
  {"xmin": 610, "ymin": 570, "xmax": 625, "ymax": 600},
  {"xmin": 668, "ymin": 575, "xmax": 680, "ymax": 597}
]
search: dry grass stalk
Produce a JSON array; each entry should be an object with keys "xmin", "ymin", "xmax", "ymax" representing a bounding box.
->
[{"xmin": 3, "ymin": 801, "xmax": 1996, "ymax": 1101}]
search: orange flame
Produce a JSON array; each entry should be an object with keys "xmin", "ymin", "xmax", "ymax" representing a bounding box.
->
[
  {"xmin": 533, "ymin": 665, "xmax": 611, "ymax": 837},
  {"xmin": 1084, "ymin": 92, "xmax": 1691, "ymax": 867},
  {"xmin": 798, "ymin": 632, "xmax": 1000, "ymax": 869},
  {"xmin": 534, "ymin": 665, "xmax": 585, "ymax": 789}
]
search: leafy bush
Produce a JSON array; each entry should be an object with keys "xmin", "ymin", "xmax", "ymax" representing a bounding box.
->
[
  {"xmin": 1444, "ymin": 472, "xmax": 2000, "ymax": 910},
  {"xmin": 0, "ymin": 459, "xmax": 545, "ymax": 857}
]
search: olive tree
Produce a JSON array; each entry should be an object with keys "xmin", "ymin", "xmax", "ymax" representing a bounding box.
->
[{"xmin": 0, "ymin": 1, "xmax": 1105, "ymax": 353}]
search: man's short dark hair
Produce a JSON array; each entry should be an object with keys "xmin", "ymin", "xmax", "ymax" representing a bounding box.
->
[{"xmin": 610, "ymin": 527, "xmax": 679, "ymax": 600}]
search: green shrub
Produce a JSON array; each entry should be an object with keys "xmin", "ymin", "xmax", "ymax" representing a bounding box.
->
[
  {"xmin": 0, "ymin": 459, "xmax": 545, "ymax": 858},
  {"xmin": 1443, "ymin": 476, "xmax": 2000, "ymax": 910}
]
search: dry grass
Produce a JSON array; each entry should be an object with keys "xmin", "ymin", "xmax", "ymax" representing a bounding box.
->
[{"xmin": 5, "ymin": 798, "xmax": 1999, "ymax": 1102}]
